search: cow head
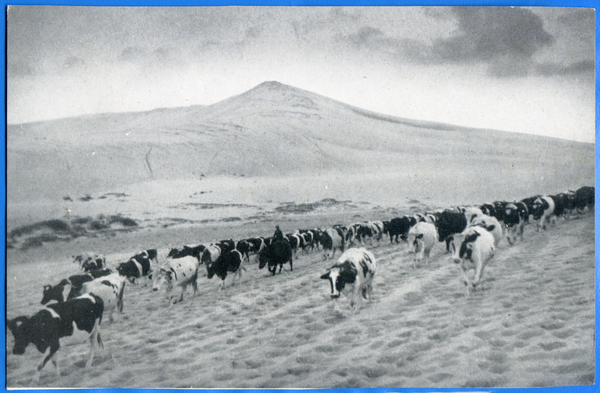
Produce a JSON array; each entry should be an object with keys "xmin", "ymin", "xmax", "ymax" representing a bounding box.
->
[
  {"xmin": 40, "ymin": 281, "xmax": 71, "ymax": 305},
  {"xmin": 206, "ymin": 262, "xmax": 216, "ymax": 279},
  {"xmin": 320, "ymin": 262, "xmax": 357, "ymax": 298},
  {"xmin": 258, "ymin": 250, "xmax": 269, "ymax": 270},
  {"xmin": 8, "ymin": 316, "xmax": 31, "ymax": 355},
  {"xmin": 450, "ymin": 230, "xmax": 481, "ymax": 264},
  {"xmin": 152, "ymin": 268, "xmax": 173, "ymax": 292}
]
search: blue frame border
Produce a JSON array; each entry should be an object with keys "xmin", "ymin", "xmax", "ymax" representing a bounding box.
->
[{"xmin": 1, "ymin": 1, "xmax": 597, "ymax": 393}]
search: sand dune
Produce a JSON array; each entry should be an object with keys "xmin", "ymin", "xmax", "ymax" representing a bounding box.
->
[{"xmin": 6, "ymin": 211, "xmax": 594, "ymax": 388}]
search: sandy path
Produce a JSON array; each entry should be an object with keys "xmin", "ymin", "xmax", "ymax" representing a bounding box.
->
[{"xmin": 6, "ymin": 214, "xmax": 594, "ymax": 388}]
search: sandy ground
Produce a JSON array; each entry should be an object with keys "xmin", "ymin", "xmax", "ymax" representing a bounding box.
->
[{"xmin": 5, "ymin": 208, "xmax": 595, "ymax": 388}]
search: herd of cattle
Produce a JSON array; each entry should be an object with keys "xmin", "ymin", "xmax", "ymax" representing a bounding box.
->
[{"xmin": 7, "ymin": 185, "xmax": 595, "ymax": 383}]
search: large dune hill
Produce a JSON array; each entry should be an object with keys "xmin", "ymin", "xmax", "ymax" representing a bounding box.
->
[{"xmin": 7, "ymin": 81, "xmax": 595, "ymax": 210}]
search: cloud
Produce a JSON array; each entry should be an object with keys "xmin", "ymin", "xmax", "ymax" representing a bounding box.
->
[
  {"xmin": 433, "ymin": 7, "xmax": 554, "ymax": 64},
  {"xmin": 535, "ymin": 60, "xmax": 595, "ymax": 76}
]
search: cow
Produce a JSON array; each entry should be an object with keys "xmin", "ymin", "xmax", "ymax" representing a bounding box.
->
[
  {"xmin": 285, "ymin": 233, "xmax": 303, "ymax": 256},
  {"xmin": 89, "ymin": 268, "xmax": 114, "ymax": 279},
  {"xmin": 435, "ymin": 210, "xmax": 468, "ymax": 252},
  {"xmin": 384, "ymin": 216, "xmax": 412, "ymax": 244},
  {"xmin": 116, "ymin": 257, "xmax": 152, "ymax": 285},
  {"xmin": 152, "ymin": 256, "xmax": 199, "ymax": 305},
  {"xmin": 464, "ymin": 207, "xmax": 484, "ymax": 224},
  {"xmin": 215, "ymin": 239, "xmax": 236, "ymax": 253},
  {"xmin": 206, "ymin": 250, "xmax": 244, "ymax": 289},
  {"xmin": 320, "ymin": 248, "xmax": 376, "ymax": 313},
  {"xmin": 7, "ymin": 293, "xmax": 104, "ymax": 384},
  {"xmin": 449, "ymin": 226, "xmax": 495, "ymax": 295},
  {"xmin": 322, "ymin": 227, "xmax": 346, "ymax": 260},
  {"xmin": 41, "ymin": 274, "xmax": 95, "ymax": 304},
  {"xmin": 492, "ymin": 200, "xmax": 509, "ymax": 222},
  {"xmin": 81, "ymin": 274, "xmax": 126, "ymax": 323},
  {"xmin": 573, "ymin": 186, "xmax": 594, "ymax": 214},
  {"xmin": 470, "ymin": 214, "xmax": 503, "ymax": 246},
  {"xmin": 532, "ymin": 196, "xmax": 556, "ymax": 231},
  {"xmin": 201, "ymin": 244, "xmax": 222, "ymax": 265},
  {"xmin": 479, "ymin": 203, "xmax": 496, "ymax": 218},
  {"xmin": 520, "ymin": 196, "xmax": 541, "ymax": 223},
  {"xmin": 550, "ymin": 193, "xmax": 573, "ymax": 220},
  {"xmin": 167, "ymin": 245, "xmax": 205, "ymax": 260},
  {"xmin": 244, "ymin": 237, "xmax": 266, "ymax": 256},
  {"xmin": 310, "ymin": 228, "xmax": 324, "ymax": 250},
  {"xmin": 258, "ymin": 240, "xmax": 293, "ymax": 275},
  {"xmin": 502, "ymin": 203, "xmax": 525, "ymax": 245},
  {"xmin": 73, "ymin": 253, "xmax": 106, "ymax": 272},
  {"xmin": 407, "ymin": 222, "xmax": 437, "ymax": 268}
]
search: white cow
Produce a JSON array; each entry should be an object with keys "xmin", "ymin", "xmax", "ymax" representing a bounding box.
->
[
  {"xmin": 320, "ymin": 248, "xmax": 376, "ymax": 312},
  {"xmin": 407, "ymin": 222, "xmax": 437, "ymax": 268},
  {"xmin": 449, "ymin": 226, "xmax": 495, "ymax": 295},
  {"xmin": 152, "ymin": 256, "xmax": 199, "ymax": 305}
]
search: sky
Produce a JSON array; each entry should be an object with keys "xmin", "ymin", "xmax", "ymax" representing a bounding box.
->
[{"xmin": 6, "ymin": 6, "xmax": 596, "ymax": 143}]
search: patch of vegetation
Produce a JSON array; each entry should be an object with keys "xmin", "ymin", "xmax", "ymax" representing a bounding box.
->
[
  {"xmin": 79, "ymin": 195, "xmax": 93, "ymax": 202},
  {"xmin": 9, "ymin": 213, "xmax": 140, "ymax": 250}
]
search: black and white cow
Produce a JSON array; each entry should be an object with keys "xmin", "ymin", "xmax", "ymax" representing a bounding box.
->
[
  {"xmin": 201, "ymin": 244, "xmax": 222, "ymax": 265},
  {"xmin": 206, "ymin": 250, "xmax": 244, "ymax": 289},
  {"xmin": 258, "ymin": 240, "xmax": 293, "ymax": 275},
  {"xmin": 322, "ymin": 227, "xmax": 346, "ymax": 260},
  {"xmin": 116, "ymin": 255, "xmax": 152, "ymax": 285},
  {"xmin": 550, "ymin": 193, "xmax": 573, "ymax": 220},
  {"xmin": 384, "ymin": 216, "xmax": 412, "ymax": 244},
  {"xmin": 81, "ymin": 273, "xmax": 126, "ymax": 323},
  {"xmin": 320, "ymin": 248, "xmax": 376, "ymax": 313},
  {"xmin": 520, "ymin": 196, "xmax": 541, "ymax": 223},
  {"xmin": 7, "ymin": 293, "xmax": 104, "ymax": 383},
  {"xmin": 435, "ymin": 210, "xmax": 468, "ymax": 252},
  {"xmin": 167, "ymin": 245, "xmax": 205, "ymax": 261},
  {"xmin": 449, "ymin": 226, "xmax": 495, "ymax": 295},
  {"xmin": 244, "ymin": 237, "xmax": 266, "ymax": 257},
  {"xmin": 502, "ymin": 203, "xmax": 526, "ymax": 245},
  {"xmin": 152, "ymin": 256, "xmax": 199, "ymax": 305},
  {"xmin": 73, "ymin": 253, "xmax": 106, "ymax": 272},
  {"xmin": 41, "ymin": 274, "xmax": 97, "ymax": 304},
  {"xmin": 470, "ymin": 214, "xmax": 502, "ymax": 247},
  {"xmin": 532, "ymin": 196, "xmax": 556, "ymax": 231}
]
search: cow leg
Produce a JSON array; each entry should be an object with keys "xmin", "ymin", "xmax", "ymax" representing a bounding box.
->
[
  {"xmin": 86, "ymin": 319, "xmax": 101, "ymax": 368},
  {"xmin": 192, "ymin": 279, "xmax": 198, "ymax": 298},
  {"xmin": 35, "ymin": 343, "xmax": 59, "ymax": 383},
  {"xmin": 289, "ymin": 258, "xmax": 293, "ymax": 271}
]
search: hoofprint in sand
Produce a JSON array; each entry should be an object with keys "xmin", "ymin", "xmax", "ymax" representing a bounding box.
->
[{"xmin": 6, "ymin": 210, "xmax": 594, "ymax": 388}]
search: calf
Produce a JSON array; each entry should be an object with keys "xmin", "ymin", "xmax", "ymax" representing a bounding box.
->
[
  {"xmin": 81, "ymin": 274, "xmax": 126, "ymax": 323},
  {"xmin": 464, "ymin": 207, "xmax": 484, "ymax": 224},
  {"xmin": 152, "ymin": 256, "xmax": 199, "ymax": 305},
  {"xmin": 322, "ymin": 227, "xmax": 345, "ymax": 260},
  {"xmin": 7, "ymin": 294, "xmax": 104, "ymax": 383},
  {"xmin": 320, "ymin": 248, "xmax": 376, "ymax": 313},
  {"xmin": 550, "ymin": 193, "xmax": 572, "ymax": 220},
  {"xmin": 435, "ymin": 210, "xmax": 468, "ymax": 252},
  {"xmin": 73, "ymin": 253, "xmax": 106, "ymax": 272},
  {"xmin": 532, "ymin": 196, "xmax": 556, "ymax": 231},
  {"xmin": 449, "ymin": 227, "xmax": 495, "ymax": 295},
  {"xmin": 407, "ymin": 222, "xmax": 437, "ymax": 268},
  {"xmin": 206, "ymin": 250, "xmax": 244, "ymax": 289},
  {"xmin": 258, "ymin": 240, "xmax": 293, "ymax": 275}
]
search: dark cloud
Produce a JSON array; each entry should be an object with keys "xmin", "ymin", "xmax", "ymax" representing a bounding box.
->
[
  {"xmin": 434, "ymin": 7, "xmax": 554, "ymax": 63},
  {"xmin": 535, "ymin": 60, "xmax": 595, "ymax": 76}
]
